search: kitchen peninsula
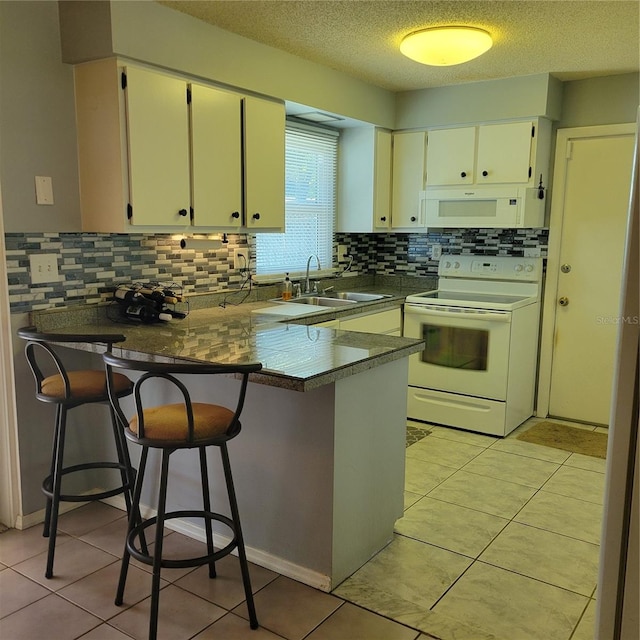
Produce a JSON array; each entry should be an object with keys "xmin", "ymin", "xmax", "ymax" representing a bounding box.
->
[{"xmin": 30, "ymin": 298, "xmax": 423, "ymax": 591}]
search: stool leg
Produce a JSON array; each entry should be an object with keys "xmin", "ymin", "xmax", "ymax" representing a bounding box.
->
[
  {"xmin": 149, "ymin": 449, "xmax": 171, "ymax": 640},
  {"xmin": 116, "ymin": 445, "xmax": 148, "ymax": 606},
  {"xmin": 42, "ymin": 405, "xmax": 62, "ymax": 539},
  {"xmin": 45, "ymin": 405, "xmax": 68, "ymax": 579},
  {"xmin": 220, "ymin": 443, "xmax": 258, "ymax": 629},
  {"xmin": 199, "ymin": 447, "xmax": 216, "ymax": 578},
  {"xmin": 109, "ymin": 405, "xmax": 134, "ymax": 515}
]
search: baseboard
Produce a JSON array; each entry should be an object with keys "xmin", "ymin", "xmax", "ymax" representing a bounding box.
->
[
  {"xmin": 102, "ymin": 495, "xmax": 333, "ymax": 592},
  {"xmin": 16, "ymin": 489, "xmax": 105, "ymax": 530}
]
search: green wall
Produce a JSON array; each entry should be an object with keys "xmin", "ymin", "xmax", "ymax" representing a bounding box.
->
[{"xmin": 559, "ymin": 73, "xmax": 639, "ymax": 129}]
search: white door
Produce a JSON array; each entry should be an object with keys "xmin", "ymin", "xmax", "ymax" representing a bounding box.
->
[{"xmin": 542, "ymin": 125, "xmax": 635, "ymax": 425}]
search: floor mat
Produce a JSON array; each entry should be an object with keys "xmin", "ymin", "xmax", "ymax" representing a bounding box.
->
[
  {"xmin": 407, "ymin": 423, "xmax": 432, "ymax": 447},
  {"xmin": 516, "ymin": 421, "xmax": 607, "ymax": 458}
]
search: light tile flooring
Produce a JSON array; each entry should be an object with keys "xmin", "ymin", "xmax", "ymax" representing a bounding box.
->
[
  {"xmin": 0, "ymin": 417, "xmax": 605, "ymax": 640},
  {"xmin": 335, "ymin": 417, "xmax": 607, "ymax": 640}
]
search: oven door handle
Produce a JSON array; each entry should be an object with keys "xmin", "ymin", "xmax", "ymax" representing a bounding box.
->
[{"xmin": 404, "ymin": 304, "xmax": 512, "ymax": 323}]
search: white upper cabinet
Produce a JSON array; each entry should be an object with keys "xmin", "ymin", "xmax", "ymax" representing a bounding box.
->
[
  {"xmin": 476, "ymin": 122, "xmax": 537, "ymax": 184},
  {"xmin": 243, "ymin": 96, "xmax": 285, "ymax": 231},
  {"xmin": 337, "ymin": 127, "xmax": 392, "ymax": 233},
  {"xmin": 74, "ymin": 58, "xmax": 285, "ymax": 233},
  {"xmin": 124, "ymin": 66, "xmax": 191, "ymax": 226},
  {"xmin": 391, "ymin": 131, "xmax": 427, "ymax": 229},
  {"xmin": 426, "ymin": 120, "xmax": 550, "ymax": 188},
  {"xmin": 190, "ymin": 84, "xmax": 243, "ymax": 229},
  {"xmin": 425, "ymin": 127, "xmax": 476, "ymax": 186}
]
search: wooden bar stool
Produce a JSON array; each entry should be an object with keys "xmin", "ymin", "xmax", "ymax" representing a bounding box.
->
[
  {"xmin": 103, "ymin": 353, "xmax": 263, "ymax": 640},
  {"xmin": 17, "ymin": 327, "xmax": 135, "ymax": 579}
]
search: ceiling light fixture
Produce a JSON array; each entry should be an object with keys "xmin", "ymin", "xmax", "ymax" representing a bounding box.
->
[{"xmin": 400, "ymin": 26, "xmax": 493, "ymax": 66}]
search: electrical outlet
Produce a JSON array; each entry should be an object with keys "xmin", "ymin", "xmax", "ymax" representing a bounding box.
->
[
  {"xmin": 337, "ymin": 244, "xmax": 349, "ymax": 262},
  {"xmin": 30, "ymin": 253, "xmax": 59, "ymax": 284},
  {"xmin": 432, "ymin": 244, "xmax": 442, "ymax": 260},
  {"xmin": 524, "ymin": 247, "xmax": 541, "ymax": 257},
  {"xmin": 234, "ymin": 248, "xmax": 249, "ymax": 269}
]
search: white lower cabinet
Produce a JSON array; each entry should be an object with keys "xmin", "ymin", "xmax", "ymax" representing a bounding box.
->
[{"xmin": 331, "ymin": 307, "xmax": 402, "ymax": 336}]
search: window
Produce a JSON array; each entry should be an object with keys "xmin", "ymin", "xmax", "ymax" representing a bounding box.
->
[{"xmin": 255, "ymin": 123, "xmax": 338, "ymax": 278}]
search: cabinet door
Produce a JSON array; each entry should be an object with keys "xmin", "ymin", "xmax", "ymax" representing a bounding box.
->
[
  {"xmin": 391, "ymin": 131, "xmax": 426, "ymax": 229},
  {"xmin": 476, "ymin": 122, "xmax": 533, "ymax": 184},
  {"xmin": 373, "ymin": 129, "xmax": 392, "ymax": 231},
  {"xmin": 124, "ymin": 67, "xmax": 191, "ymax": 226},
  {"xmin": 190, "ymin": 84, "xmax": 243, "ymax": 229},
  {"xmin": 426, "ymin": 127, "xmax": 476, "ymax": 186},
  {"xmin": 243, "ymin": 97, "xmax": 285, "ymax": 230},
  {"xmin": 340, "ymin": 308, "xmax": 402, "ymax": 335}
]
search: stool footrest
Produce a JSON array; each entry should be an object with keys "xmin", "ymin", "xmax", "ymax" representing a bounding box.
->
[
  {"xmin": 42, "ymin": 461, "xmax": 132, "ymax": 502},
  {"xmin": 128, "ymin": 510, "xmax": 238, "ymax": 569}
]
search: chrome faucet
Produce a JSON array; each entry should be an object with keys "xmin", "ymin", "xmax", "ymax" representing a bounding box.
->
[{"xmin": 305, "ymin": 254, "xmax": 321, "ymax": 294}]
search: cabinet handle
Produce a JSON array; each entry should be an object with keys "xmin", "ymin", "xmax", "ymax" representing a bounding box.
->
[
  {"xmin": 252, "ymin": 213, "xmax": 261, "ymax": 220},
  {"xmin": 380, "ymin": 216, "xmax": 387, "ymax": 222},
  {"xmin": 482, "ymin": 170, "xmax": 489, "ymax": 177},
  {"xmin": 460, "ymin": 171, "xmax": 467, "ymax": 178},
  {"xmin": 178, "ymin": 209, "xmax": 188, "ymax": 217},
  {"xmin": 411, "ymin": 216, "xmax": 417, "ymax": 222},
  {"xmin": 231, "ymin": 211, "xmax": 240, "ymax": 219}
]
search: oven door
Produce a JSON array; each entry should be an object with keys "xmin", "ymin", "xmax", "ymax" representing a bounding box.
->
[{"xmin": 404, "ymin": 303, "xmax": 512, "ymax": 400}]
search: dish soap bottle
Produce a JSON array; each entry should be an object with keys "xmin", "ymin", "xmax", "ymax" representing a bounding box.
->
[{"xmin": 282, "ymin": 273, "xmax": 293, "ymax": 301}]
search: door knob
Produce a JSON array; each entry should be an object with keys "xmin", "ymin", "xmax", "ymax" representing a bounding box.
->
[{"xmin": 558, "ymin": 297, "xmax": 569, "ymax": 307}]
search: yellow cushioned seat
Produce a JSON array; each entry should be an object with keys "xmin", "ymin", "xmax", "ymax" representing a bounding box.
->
[
  {"xmin": 129, "ymin": 403, "xmax": 235, "ymax": 442},
  {"xmin": 41, "ymin": 370, "xmax": 133, "ymax": 400}
]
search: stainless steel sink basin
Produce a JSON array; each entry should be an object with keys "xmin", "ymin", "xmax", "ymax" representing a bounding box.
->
[
  {"xmin": 269, "ymin": 291, "xmax": 391, "ymax": 307},
  {"xmin": 329, "ymin": 292, "xmax": 390, "ymax": 302},
  {"xmin": 286, "ymin": 296, "xmax": 357, "ymax": 307}
]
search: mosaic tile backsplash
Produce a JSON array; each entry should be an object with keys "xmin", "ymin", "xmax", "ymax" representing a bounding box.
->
[{"xmin": 4, "ymin": 229, "xmax": 548, "ymax": 313}]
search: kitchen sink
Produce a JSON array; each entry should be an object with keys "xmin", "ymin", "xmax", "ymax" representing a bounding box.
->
[
  {"xmin": 269, "ymin": 291, "xmax": 391, "ymax": 308},
  {"xmin": 285, "ymin": 296, "xmax": 357, "ymax": 307},
  {"xmin": 328, "ymin": 292, "xmax": 390, "ymax": 302}
]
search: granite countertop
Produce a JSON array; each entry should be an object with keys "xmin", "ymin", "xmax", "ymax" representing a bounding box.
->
[{"xmin": 30, "ymin": 285, "xmax": 428, "ymax": 392}]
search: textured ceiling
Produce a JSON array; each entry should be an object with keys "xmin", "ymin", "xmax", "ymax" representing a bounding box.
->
[{"xmin": 158, "ymin": 1, "xmax": 639, "ymax": 92}]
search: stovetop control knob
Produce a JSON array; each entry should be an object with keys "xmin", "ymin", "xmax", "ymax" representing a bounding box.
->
[
  {"xmin": 515, "ymin": 264, "xmax": 524, "ymax": 272},
  {"xmin": 525, "ymin": 264, "xmax": 534, "ymax": 272},
  {"xmin": 453, "ymin": 261, "xmax": 460, "ymax": 269},
  {"xmin": 444, "ymin": 261, "xmax": 451, "ymax": 269}
]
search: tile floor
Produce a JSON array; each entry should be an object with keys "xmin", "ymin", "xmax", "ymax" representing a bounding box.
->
[
  {"xmin": 336, "ymin": 417, "xmax": 606, "ymax": 640},
  {"xmin": 0, "ymin": 417, "xmax": 605, "ymax": 640}
]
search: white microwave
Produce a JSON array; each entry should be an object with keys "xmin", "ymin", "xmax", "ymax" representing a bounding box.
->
[{"xmin": 422, "ymin": 186, "xmax": 545, "ymax": 228}]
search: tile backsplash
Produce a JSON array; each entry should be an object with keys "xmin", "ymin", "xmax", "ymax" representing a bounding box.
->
[
  {"xmin": 4, "ymin": 229, "xmax": 547, "ymax": 313},
  {"xmin": 337, "ymin": 228, "xmax": 548, "ymax": 277}
]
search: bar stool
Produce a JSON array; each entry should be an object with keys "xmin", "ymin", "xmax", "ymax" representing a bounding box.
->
[
  {"xmin": 17, "ymin": 327, "xmax": 135, "ymax": 579},
  {"xmin": 103, "ymin": 353, "xmax": 263, "ymax": 640}
]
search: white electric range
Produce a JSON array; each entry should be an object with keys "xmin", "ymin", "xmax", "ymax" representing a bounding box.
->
[{"xmin": 403, "ymin": 254, "xmax": 543, "ymax": 436}]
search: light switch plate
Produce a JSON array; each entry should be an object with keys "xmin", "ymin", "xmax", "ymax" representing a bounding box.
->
[
  {"xmin": 524, "ymin": 248, "xmax": 541, "ymax": 257},
  {"xmin": 35, "ymin": 176, "xmax": 54, "ymax": 205},
  {"xmin": 30, "ymin": 253, "xmax": 59, "ymax": 284}
]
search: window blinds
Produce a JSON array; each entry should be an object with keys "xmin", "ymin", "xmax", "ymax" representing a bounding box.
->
[{"xmin": 255, "ymin": 123, "xmax": 338, "ymax": 277}]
